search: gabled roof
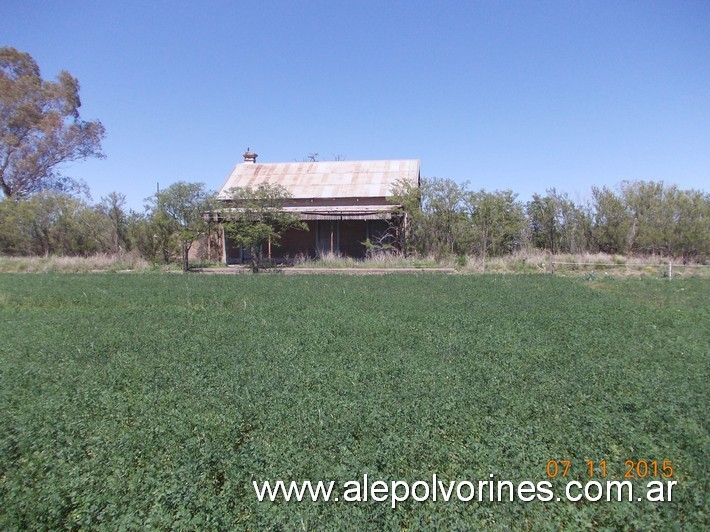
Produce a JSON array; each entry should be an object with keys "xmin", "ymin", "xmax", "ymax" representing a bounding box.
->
[{"xmin": 217, "ymin": 159, "xmax": 420, "ymax": 200}]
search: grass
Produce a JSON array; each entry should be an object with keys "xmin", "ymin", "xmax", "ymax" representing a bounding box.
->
[
  {"xmin": 287, "ymin": 250, "xmax": 709, "ymax": 277},
  {"xmin": 0, "ymin": 274, "xmax": 707, "ymax": 529},
  {"xmin": 0, "ymin": 252, "xmax": 152, "ymax": 273},
  {"xmin": 461, "ymin": 251, "xmax": 709, "ymax": 277},
  {"xmin": 2, "ymin": 251, "xmax": 707, "ymax": 277},
  {"xmin": 291, "ymin": 251, "xmax": 444, "ymax": 269}
]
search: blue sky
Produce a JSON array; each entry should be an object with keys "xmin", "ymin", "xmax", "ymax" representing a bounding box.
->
[{"xmin": 2, "ymin": 0, "xmax": 708, "ymax": 209}]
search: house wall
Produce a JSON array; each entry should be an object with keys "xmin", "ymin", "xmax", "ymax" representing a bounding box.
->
[
  {"xmin": 222, "ymin": 219, "xmax": 390, "ymax": 263},
  {"xmin": 278, "ymin": 222, "xmax": 317, "ymax": 259},
  {"xmin": 187, "ymin": 230, "xmax": 223, "ymax": 262},
  {"xmin": 339, "ymin": 221, "xmax": 367, "ymax": 258},
  {"xmin": 224, "ymin": 235, "xmax": 242, "ymax": 265}
]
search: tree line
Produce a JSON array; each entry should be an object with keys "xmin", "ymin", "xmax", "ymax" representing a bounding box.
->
[
  {"xmin": 0, "ymin": 185, "xmax": 216, "ymax": 265},
  {"xmin": 0, "ymin": 178, "xmax": 707, "ymax": 267},
  {"xmin": 391, "ymin": 178, "xmax": 708, "ymax": 261}
]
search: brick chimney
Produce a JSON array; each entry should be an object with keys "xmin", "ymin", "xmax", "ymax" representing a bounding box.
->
[{"xmin": 243, "ymin": 148, "xmax": 258, "ymax": 163}]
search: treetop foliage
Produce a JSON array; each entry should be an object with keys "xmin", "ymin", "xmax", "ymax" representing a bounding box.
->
[{"xmin": 0, "ymin": 47, "xmax": 105, "ymax": 198}]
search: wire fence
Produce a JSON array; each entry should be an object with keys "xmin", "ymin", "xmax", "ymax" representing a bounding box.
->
[{"xmin": 549, "ymin": 258, "xmax": 709, "ymax": 279}]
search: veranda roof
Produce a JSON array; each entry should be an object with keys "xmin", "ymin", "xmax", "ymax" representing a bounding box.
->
[{"xmin": 215, "ymin": 204, "xmax": 396, "ymax": 221}]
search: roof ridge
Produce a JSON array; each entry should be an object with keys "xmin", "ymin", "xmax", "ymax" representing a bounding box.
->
[{"xmin": 240, "ymin": 158, "xmax": 419, "ymax": 165}]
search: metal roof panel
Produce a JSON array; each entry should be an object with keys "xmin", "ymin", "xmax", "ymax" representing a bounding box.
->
[{"xmin": 217, "ymin": 159, "xmax": 420, "ymax": 200}]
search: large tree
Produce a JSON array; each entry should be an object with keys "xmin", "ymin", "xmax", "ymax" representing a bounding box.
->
[{"xmin": 0, "ymin": 47, "xmax": 105, "ymax": 198}]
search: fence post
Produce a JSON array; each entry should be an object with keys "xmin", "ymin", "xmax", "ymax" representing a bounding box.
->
[
  {"xmin": 668, "ymin": 259, "xmax": 672, "ymax": 280},
  {"xmin": 550, "ymin": 253, "xmax": 555, "ymax": 275}
]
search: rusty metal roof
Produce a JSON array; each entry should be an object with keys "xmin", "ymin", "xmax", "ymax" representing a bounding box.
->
[{"xmin": 217, "ymin": 159, "xmax": 420, "ymax": 200}]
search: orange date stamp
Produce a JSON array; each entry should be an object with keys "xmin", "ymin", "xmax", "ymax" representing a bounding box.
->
[{"xmin": 546, "ymin": 459, "xmax": 674, "ymax": 479}]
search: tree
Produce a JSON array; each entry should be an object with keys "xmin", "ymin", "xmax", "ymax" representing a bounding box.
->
[
  {"xmin": 527, "ymin": 192, "xmax": 559, "ymax": 253},
  {"xmin": 390, "ymin": 177, "xmax": 469, "ymax": 258},
  {"xmin": 0, "ymin": 195, "xmax": 35, "ymax": 254},
  {"xmin": 423, "ymin": 178, "xmax": 469, "ymax": 257},
  {"xmin": 124, "ymin": 210, "xmax": 163, "ymax": 262},
  {"xmin": 222, "ymin": 184, "xmax": 307, "ymax": 272},
  {"xmin": 389, "ymin": 177, "xmax": 423, "ymax": 255},
  {"xmin": 148, "ymin": 182, "xmax": 214, "ymax": 272},
  {"xmin": 615, "ymin": 180, "xmax": 710, "ymax": 258},
  {"xmin": 592, "ymin": 185, "xmax": 632, "ymax": 254},
  {"xmin": 553, "ymin": 191, "xmax": 593, "ymax": 254},
  {"xmin": 463, "ymin": 189, "xmax": 526, "ymax": 259},
  {"xmin": 673, "ymin": 188, "xmax": 710, "ymax": 260},
  {"xmin": 0, "ymin": 191, "xmax": 111, "ymax": 256},
  {"xmin": 100, "ymin": 192, "xmax": 128, "ymax": 253},
  {"xmin": 0, "ymin": 47, "xmax": 105, "ymax": 198},
  {"xmin": 526, "ymin": 189, "xmax": 592, "ymax": 254}
]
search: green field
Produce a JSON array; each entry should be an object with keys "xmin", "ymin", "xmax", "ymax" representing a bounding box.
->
[{"xmin": 0, "ymin": 273, "xmax": 707, "ymax": 529}]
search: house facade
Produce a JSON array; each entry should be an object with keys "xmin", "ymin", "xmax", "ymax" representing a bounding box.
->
[{"xmin": 215, "ymin": 150, "xmax": 420, "ymax": 264}]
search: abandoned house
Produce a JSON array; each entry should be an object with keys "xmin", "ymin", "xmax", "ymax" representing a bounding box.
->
[{"xmin": 214, "ymin": 150, "xmax": 420, "ymax": 264}]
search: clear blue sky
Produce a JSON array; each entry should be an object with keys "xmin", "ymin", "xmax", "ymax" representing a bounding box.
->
[{"xmin": 2, "ymin": 0, "xmax": 708, "ymax": 210}]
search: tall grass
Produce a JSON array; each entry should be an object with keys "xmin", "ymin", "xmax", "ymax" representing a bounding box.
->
[
  {"xmin": 1, "ymin": 250, "xmax": 706, "ymax": 277},
  {"xmin": 0, "ymin": 252, "xmax": 152, "ymax": 273},
  {"xmin": 291, "ymin": 251, "xmax": 444, "ymax": 269},
  {"xmin": 291, "ymin": 250, "xmax": 708, "ymax": 277}
]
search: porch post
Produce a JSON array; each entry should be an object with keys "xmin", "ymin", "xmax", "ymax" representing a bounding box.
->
[
  {"xmin": 221, "ymin": 225, "xmax": 227, "ymax": 265},
  {"xmin": 207, "ymin": 222, "xmax": 211, "ymax": 260}
]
